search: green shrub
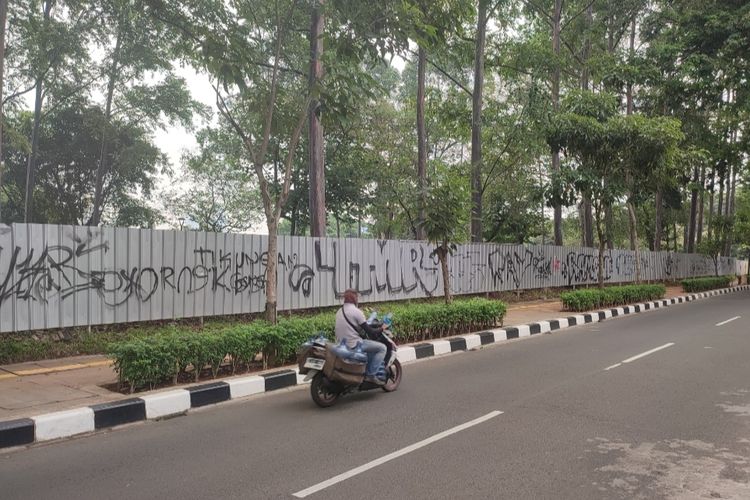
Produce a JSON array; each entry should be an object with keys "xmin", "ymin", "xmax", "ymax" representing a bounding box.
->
[
  {"xmin": 560, "ymin": 284, "xmax": 666, "ymax": 312},
  {"xmin": 107, "ymin": 298, "xmax": 506, "ymax": 392},
  {"xmin": 681, "ymin": 276, "xmax": 734, "ymax": 293}
]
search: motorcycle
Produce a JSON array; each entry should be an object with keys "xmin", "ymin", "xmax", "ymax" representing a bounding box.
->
[{"xmin": 297, "ymin": 314, "xmax": 402, "ymax": 407}]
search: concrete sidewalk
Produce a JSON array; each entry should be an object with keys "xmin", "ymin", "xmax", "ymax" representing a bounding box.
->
[{"xmin": 0, "ymin": 285, "xmax": 685, "ymax": 421}]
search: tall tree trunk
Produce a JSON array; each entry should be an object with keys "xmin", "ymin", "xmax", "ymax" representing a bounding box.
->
[
  {"xmin": 687, "ymin": 166, "xmax": 699, "ymax": 253},
  {"xmin": 439, "ymin": 247, "xmax": 452, "ymax": 304},
  {"xmin": 724, "ymin": 165, "xmax": 735, "ymax": 216},
  {"xmin": 579, "ymin": 2, "xmax": 595, "ymax": 248},
  {"xmin": 470, "ymin": 0, "xmax": 487, "ymax": 242},
  {"xmin": 308, "ymin": 0, "xmax": 326, "ymax": 237},
  {"xmin": 415, "ymin": 45, "xmax": 427, "ymax": 240},
  {"xmin": 708, "ymin": 168, "xmax": 715, "ymax": 239},
  {"xmin": 265, "ymin": 218, "xmax": 279, "ymax": 324},
  {"xmin": 23, "ymin": 1, "xmax": 53, "ymax": 223},
  {"xmin": 90, "ymin": 24, "xmax": 123, "ymax": 226},
  {"xmin": 551, "ymin": 0, "xmax": 563, "ymax": 245},
  {"xmin": 626, "ymin": 17, "xmax": 636, "ymax": 114},
  {"xmin": 725, "ymin": 164, "xmax": 737, "ymax": 256},
  {"xmin": 0, "ymin": 0, "xmax": 7, "ymax": 222},
  {"xmin": 717, "ymin": 164, "xmax": 725, "ymax": 218},
  {"xmin": 627, "ymin": 199, "xmax": 641, "ymax": 281},
  {"xmin": 605, "ymin": 203, "xmax": 614, "ymax": 249},
  {"xmin": 697, "ymin": 166, "xmax": 705, "ymax": 246},
  {"xmin": 583, "ymin": 196, "xmax": 594, "ymax": 247},
  {"xmin": 654, "ymin": 188, "xmax": 663, "ymax": 251},
  {"xmin": 673, "ymin": 222, "xmax": 678, "ymax": 253},
  {"xmin": 24, "ymin": 77, "xmax": 44, "ymax": 223}
]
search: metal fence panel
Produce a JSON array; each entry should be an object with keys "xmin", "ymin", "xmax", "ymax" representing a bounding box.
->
[{"xmin": 0, "ymin": 222, "xmax": 746, "ymax": 332}]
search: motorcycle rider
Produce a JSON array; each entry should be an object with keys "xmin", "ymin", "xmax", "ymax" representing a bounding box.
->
[{"xmin": 335, "ymin": 289, "xmax": 387, "ymax": 385}]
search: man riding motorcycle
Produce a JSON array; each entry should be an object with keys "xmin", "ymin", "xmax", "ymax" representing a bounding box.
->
[{"xmin": 335, "ymin": 289, "xmax": 387, "ymax": 385}]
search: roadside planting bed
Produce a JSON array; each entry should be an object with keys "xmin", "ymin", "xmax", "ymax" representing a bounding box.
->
[
  {"xmin": 560, "ymin": 284, "xmax": 666, "ymax": 312},
  {"xmin": 107, "ymin": 298, "xmax": 507, "ymax": 393}
]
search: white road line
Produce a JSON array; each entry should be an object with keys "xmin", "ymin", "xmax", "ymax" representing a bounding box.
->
[
  {"xmin": 716, "ymin": 316, "xmax": 741, "ymax": 327},
  {"xmin": 622, "ymin": 343, "xmax": 675, "ymax": 364},
  {"xmin": 605, "ymin": 363, "xmax": 622, "ymax": 371},
  {"xmin": 292, "ymin": 410, "xmax": 503, "ymax": 498}
]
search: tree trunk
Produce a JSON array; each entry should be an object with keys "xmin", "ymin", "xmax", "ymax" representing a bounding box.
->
[
  {"xmin": 23, "ymin": 1, "xmax": 53, "ymax": 223},
  {"xmin": 605, "ymin": 203, "xmax": 614, "ymax": 250},
  {"xmin": 439, "ymin": 246, "xmax": 452, "ymax": 304},
  {"xmin": 0, "ymin": 0, "xmax": 8, "ymax": 222},
  {"xmin": 717, "ymin": 166, "xmax": 725, "ymax": 218},
  {"xmin": 626, "ymin": 17, "xmax": 636, "ymax": 114},
  {"xmin": 470, "ymin": 0, "xmax": 487, "ymax": 242},
  {"xmin": 687, "ymin": 165, "xmax": 699, "ymax": 253},
  {"xmin": 673, "ymin": 222, "xmax": 678, "ymax": 253},
  {"xmin": 308, "ymin": 0, "xmax": 326, "ymax": 237},
  {"xmin": 583, "ymin": 196, "xmax": 594, "ymax": 247},
  {"xmin": 24, "ymin": 77, "xmax": 44, "ymax": 223},
  {"xmin": 415, "ymin": 45, "xmax": 427, "ymax": 240},
  {"xmin": 725, "ymin": 164, "xmax": 737, "ymax": 256},
  {"xmin": 551, "ymin": 0, "xmax": 563, "ymax": 245},
  {"xmin": 654, "ymin": 188, "xmax": 663, "ymax": 251},
  {"xmin": 697, "ymin": 166, "xmax": 705, "ymax": 246},
  {"xmin": 626, "ymin": 199, "xmax": 641, "ymax": 282},
  {"xmin": 265, "ymin": 218, "xmax": 279, "ymax": 324},
  {"xmin": 708, "ymin": 168, "xmax": 715, "ymax": 239},
  {"xmin": 90, "ymin": 24, "xmax": 123, "ymax": 226},
  {"xmin": 724, "ymin": 165, "xmax": 735, "ymax": 217},
  {"xmin": 597, "ymin": 227, "xmax": 605, "ymax": 288}
]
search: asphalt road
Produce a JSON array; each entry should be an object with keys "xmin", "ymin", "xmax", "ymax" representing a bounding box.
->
[{"xmin": 2, "ymin": 291, "xmax": 749, "ymax": 499}]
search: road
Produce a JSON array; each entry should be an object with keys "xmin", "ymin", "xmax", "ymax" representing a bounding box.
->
[{"xmin": 2, "ymin": 291, "xmax": 749, "ymax": 499}]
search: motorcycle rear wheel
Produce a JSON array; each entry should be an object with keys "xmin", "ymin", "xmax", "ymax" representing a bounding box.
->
[
  {"xmin": 382, "ymin": 359, "xmax": 402, "ymax": 392},
  {"xmin": 311, "ymin": 373, "xmax": 339, "ymax": 407}
]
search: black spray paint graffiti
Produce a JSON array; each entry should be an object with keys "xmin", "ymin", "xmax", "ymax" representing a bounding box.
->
[
  {"xmin": 312, "ymin": 240, "xmax": 439, "ymax": 299},
  {"xmin": 560, "ymin": 251, "xmax": 613, "ymax": 286},
  {"xmin": 488, "ymin": 248, "xmax": 553, "ymax": 288},
  {"xmin": 0, "ymin": 237, "xmax": 445, "ymax": 307}
]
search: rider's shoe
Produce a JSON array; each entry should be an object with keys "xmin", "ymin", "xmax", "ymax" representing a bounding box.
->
[{"xmin": 364, "ymin": 375, "xmax": 385, "ymax": 386}]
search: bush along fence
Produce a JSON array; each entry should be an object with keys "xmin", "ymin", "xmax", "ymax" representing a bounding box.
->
[
  {"xmin": 107, "ymin": 298, "xmax": 507, "ymax": 393},
  {"xmin": 1, "ymin": 222, "xmax": 745, "ymax": 333},
  {"xmin": 560, "ymin": 285, "xmax": 667, "ymax": 312},
  {"xmin": 681, "ymin": 276, "xmax": 735, "ymax": 293}
]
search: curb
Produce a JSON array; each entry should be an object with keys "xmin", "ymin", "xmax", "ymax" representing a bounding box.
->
[{"xmin": 1, "ymin": 285, "xmax": 747, "ymax": 450}]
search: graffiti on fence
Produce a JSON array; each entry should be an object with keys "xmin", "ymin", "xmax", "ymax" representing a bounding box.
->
[{"xmin": 1, "ymin": 223, "xmax": 743, "ymax": 332}]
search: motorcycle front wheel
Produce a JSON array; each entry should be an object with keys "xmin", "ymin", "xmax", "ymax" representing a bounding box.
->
[
  {"xmin": 311, "ymin": 373, "xmax": 339, "ymax": 407},
  {"xmin": 382, "ymin": 359, "xmax": 402, "ymax": 392}
]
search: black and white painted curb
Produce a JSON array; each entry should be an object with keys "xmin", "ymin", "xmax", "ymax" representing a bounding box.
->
[{"xmin": 1, "ymin": 285, "xmax": 747, "ymax": 450}]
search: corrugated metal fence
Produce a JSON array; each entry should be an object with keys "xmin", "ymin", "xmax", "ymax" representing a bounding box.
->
[{"xmin": 0, "ymin": 223, "xmax": 745, "ymax": 332}]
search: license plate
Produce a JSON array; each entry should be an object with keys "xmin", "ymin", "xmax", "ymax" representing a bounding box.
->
[{"xmin": 304, "ymin": 358, "xmax": 325, "ymax": 370}]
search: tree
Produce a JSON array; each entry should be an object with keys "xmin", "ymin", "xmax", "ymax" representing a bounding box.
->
[
  {"xmin": 2, "ymin": 98, "xmax": 165, "ymax": 224},
  {"xmin": 470, "ymin": 0, "xmax": 487, "ymax": 242},
  {"xmin": 307, "ymin": 0, "xmax": 325, "ymax": 237},
  {"xmin": 89, "ymin": 0, "xmax": 201, "ymax": 226},
  {"xmin": 699, "ymin": 215, "xmax": 733, "ymax": 276},
  {"xmin": 420, "ymin": 168, "xmax": 469, "ymax": 303},
  {"xmin": 0, "ymin": 0, "xmax": 7, "ymax": 221},
  {"xmin": 149, "ymin": 0, "xmax": 311, "ymax": 323},
  {"xmin": 166, "ymin": 122, "xmax": 263, "ymax": 233}
]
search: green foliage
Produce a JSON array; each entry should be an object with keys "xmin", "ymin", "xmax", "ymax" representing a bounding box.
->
[
  {"xmin": 107, "ymin": 298, "xmax": 505, "ymax": 391},
  {"xmin": 560, "ymin": 285, "xmax": 667, "ymax": 312},
  {"xmin": 681, "ymin": 276, "xmax": 734, "ymax": 293}
]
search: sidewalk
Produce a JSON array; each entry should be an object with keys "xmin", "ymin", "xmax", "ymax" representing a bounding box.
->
[{"xmin": 0, "ymin": 285, "xmax": 686, "ymax": 421}]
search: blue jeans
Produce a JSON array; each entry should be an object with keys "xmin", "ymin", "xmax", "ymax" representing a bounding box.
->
[{"xmin": 360, "ymin": 340, "xmax": 386, "ymax": 377}]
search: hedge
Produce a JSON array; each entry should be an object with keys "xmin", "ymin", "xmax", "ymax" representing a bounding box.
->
[
  {"xmin": 108, "ymin": 298, "xmax": 506, "ymax": 392},
  {"xmin": 560, "ymin": 284, "xmax": 666, "ymax": 312},
  {"xmin": 681, "ymin": 275, "xmax": 734, "ymax": 293}
]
